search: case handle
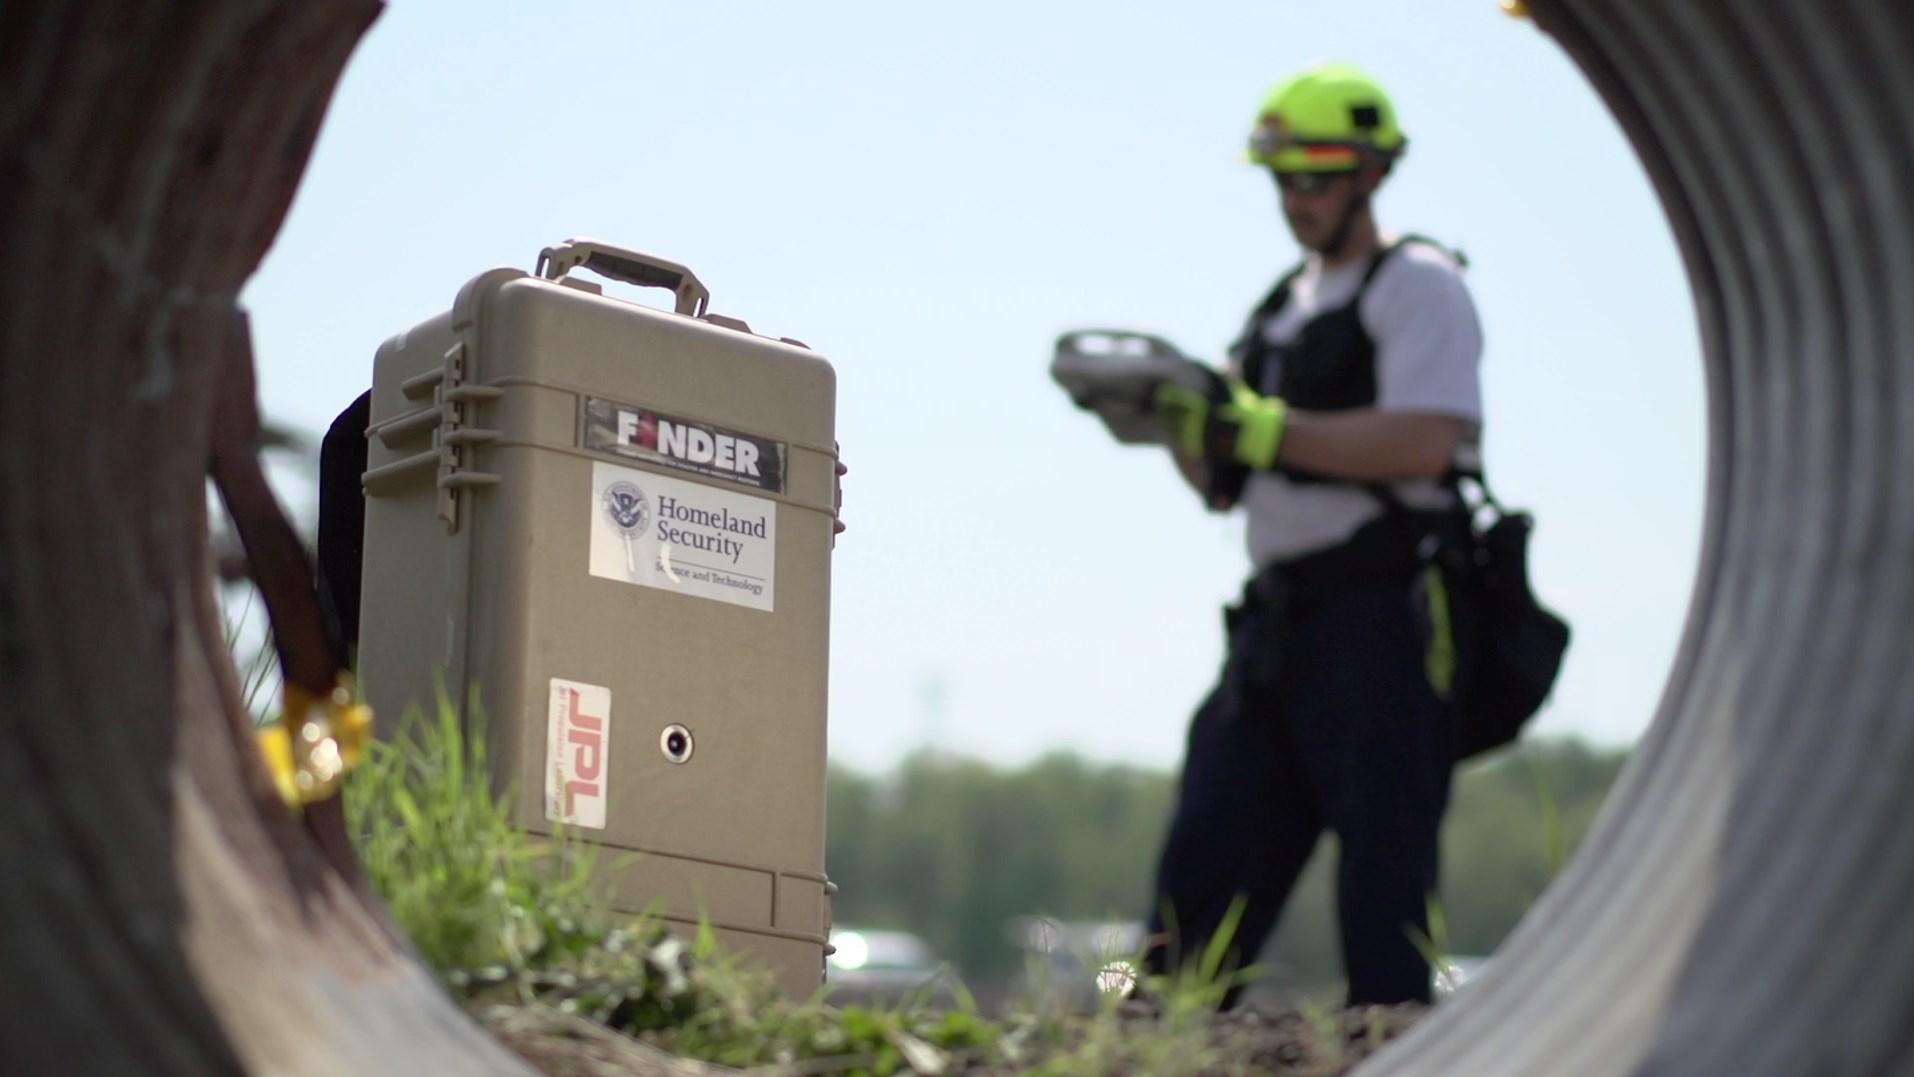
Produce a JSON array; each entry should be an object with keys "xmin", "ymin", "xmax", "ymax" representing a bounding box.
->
[{"xmin": 535, "ymin": 238, "xmax": 711, "ymax": 317}]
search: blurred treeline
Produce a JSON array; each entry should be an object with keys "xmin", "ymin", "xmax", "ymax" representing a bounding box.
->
[{"xmin": 825, "ymin": 737, "xmax": 1631, "ymax": 991}]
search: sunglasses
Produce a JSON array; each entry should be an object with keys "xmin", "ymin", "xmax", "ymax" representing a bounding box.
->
[{"xmin": 1271, "ymin": 170, "xmax": 1354, "ymax": 195}]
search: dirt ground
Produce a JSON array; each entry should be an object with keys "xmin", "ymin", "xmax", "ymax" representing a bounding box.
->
[{"xmin": 478, "ymin": 999, "xmax": 1430, "ymax": 1077}]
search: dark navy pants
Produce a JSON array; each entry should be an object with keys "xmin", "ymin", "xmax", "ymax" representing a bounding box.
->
[{"xmin": 1143, "ymin": 569, "xmax": 1462, "ymax": 1007}]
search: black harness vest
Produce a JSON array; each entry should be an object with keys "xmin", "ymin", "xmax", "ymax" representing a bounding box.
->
[{"xmin": 1230, "ymin": 235, "xmax": 1450, "ymax": 486}]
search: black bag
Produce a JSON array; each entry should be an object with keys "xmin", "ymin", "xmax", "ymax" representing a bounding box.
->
[
  {"xmin": 1453, "ymin": 502, "xmax": 1572, "ymax": 761},
  {"xmin": 1373, "ymin": 476, "xmax": 1571, "ymax": 762}
]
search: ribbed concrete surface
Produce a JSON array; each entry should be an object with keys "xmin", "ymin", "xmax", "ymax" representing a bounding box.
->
[{"xmin": 1358, "ymin": 2, "xmax": 1914, "ymax": 1074}]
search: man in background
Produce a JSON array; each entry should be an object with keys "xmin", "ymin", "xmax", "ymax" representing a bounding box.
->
[{"xmin": 1143, "ymin": 61, "xmax": 1485, "ymax": 1008}]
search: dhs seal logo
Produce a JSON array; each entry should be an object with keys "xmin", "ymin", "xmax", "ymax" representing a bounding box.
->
[{"xmin": 601, "ymin": 480, "xmax": 651, "ymax": 537}]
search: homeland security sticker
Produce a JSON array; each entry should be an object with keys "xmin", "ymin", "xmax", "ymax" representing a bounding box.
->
[{"xmin": 589, "ymin": 459, "xmax": 776, "ymax": 611}]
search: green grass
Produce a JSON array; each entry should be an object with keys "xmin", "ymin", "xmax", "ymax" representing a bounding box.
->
[
  {"xmin": 221, "ymin": 586, "xmax": 279, "ymax": 720},
  {"xmin": 344, "ymin": 688, "xmax": 604, "ymax": 978},
  {"xmin": 338, "ymin": 689, "xmax": 1015, "ymax": 1072},
  {"xmin": 335, "ymin": 689, "xmax": 1394, "ymax": 1075}
]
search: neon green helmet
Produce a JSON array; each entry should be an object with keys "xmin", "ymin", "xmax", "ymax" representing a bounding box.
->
[{"xmin": 1246, "ymin": 62, "xmax": 1407, "ymax": 172}]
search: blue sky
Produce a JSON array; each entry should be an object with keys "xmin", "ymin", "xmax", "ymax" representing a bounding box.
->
[{"xmin": 243, "ymin": 0, "xmax": 1706, "ymax": 773}]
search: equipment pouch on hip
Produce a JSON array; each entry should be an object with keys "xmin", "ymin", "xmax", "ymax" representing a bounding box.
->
[
  {"xmin": 1454, "ymin": 511, "xmax": 1571, "ymax": 762},
  {"xmin": 1221, "ymin": 572, "xmax": 1291, "ymax": 718},
  {"xmin": 1365, "ymin": 477, "xmax": 1571, "ymax": 763}
]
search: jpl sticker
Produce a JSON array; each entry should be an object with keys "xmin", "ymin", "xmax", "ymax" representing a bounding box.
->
[
  {"xmin": 547, "ymin": 678, "xmax": 611, "ymax": 830},
  {"xmin": 589, "ymin": 460, "xmax": 777, "ymax": 611}
]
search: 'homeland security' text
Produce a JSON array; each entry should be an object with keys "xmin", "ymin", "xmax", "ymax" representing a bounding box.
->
[{"xmin": 655, "ymin": 496, "xmax": 768, "ymax": 564}]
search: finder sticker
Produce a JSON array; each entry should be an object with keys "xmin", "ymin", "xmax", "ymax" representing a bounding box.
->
[
  {"xmin": 589, "ymin": 459, "xmax": 776, "ymax": 611},
  {"xmin": 546, "ymin": 678, "xmax": 611, "ymax": 830},
  {"xmin": 584, "ymin": 397, "xmax": 787, "ymax": 494}
]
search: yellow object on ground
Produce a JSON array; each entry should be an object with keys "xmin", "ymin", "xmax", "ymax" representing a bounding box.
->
[{"xmin": 258, "ymin": 675, "xmax": 373, "ymax": 808}]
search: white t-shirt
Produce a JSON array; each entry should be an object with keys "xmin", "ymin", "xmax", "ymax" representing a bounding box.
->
[{"xmin": 1237, "ymin": 239, "xmax": 1484, "ymax": 567}]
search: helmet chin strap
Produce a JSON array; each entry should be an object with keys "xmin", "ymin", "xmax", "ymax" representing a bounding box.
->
[{"xmin": 1316, "ymin": 192, "xmax": 1371, "ymax": 260}]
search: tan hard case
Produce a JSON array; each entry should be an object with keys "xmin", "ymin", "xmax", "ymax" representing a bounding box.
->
[{"xmin": 356, "ymin": 239, "xmax": 838, "ymax": 995}]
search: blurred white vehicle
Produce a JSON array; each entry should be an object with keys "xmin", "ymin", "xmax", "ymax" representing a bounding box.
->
[{"xmin": 825, "ymin": 927, "xmax": 959, "ymax": 1009}]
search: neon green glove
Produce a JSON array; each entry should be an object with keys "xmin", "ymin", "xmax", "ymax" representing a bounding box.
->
[{"xmin": 1154, "ymin": 376, "xmax": 1288, "ymax": 470}]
